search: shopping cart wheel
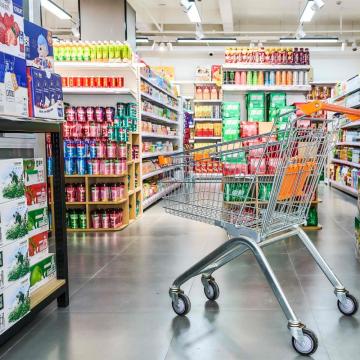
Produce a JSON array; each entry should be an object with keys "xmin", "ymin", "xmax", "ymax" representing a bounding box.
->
[
  {"xmin": 337, "ymin": 293, "xmax": 358, "ymax": 316},
  {"xmin": 291, "ymin": 328, "xmax": 318, "ymax": 356},
  {"xmin": 203, "ymin": 280, "xmax": 220, "ymax": 301},
  {"xmin": 172, "ymin": 293, "xmax": 191, "ymax": 316}
]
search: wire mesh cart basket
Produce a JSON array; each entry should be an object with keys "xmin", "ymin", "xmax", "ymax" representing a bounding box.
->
[{"xmin": 161, "ymin": 101, "xmax": 360, "ymax": 356}]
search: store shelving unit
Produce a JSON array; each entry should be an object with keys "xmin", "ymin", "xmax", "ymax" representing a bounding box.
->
[
  {"xmin": 140, "ymin": 70, "xmax": 183, "ymax": 209},
  {"xmin": 0, "ymin": 117, "xmax": 69, "ymax": 346},
  {"xmin": 328, "ymin": 79, "xmax": 360, "ymax": 198},
  {"xmin": 55, "ymin": 61, "xmax": 142, "ymax": 229},
  {"xmin": 222, "ymin": 64, "xmax": 311, "ymax": 71},
  {"xmin": 222, "ymin": 84, "xmax": 311, "ymax": 92}
]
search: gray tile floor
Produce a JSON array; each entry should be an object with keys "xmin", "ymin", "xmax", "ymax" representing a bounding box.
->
[{"xmin": 1, "ymin": 185, "xmax": 360, "ymax": 359}]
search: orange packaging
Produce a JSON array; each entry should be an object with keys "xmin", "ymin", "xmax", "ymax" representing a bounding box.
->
[
  {"xmin": 286, "ymin": 71, "xmax": 293, "ymax": 85},
  {"xmin": 211, "ymin": 65, "xmax": 222, "ymax": 86},
  {"xmin": 195, "ymin": 86, "xmax": 203, "ymax": 100},
  {"xmin": 275, "ymin": 71, "xmax": 281, "ymax": 85},
  {"xmin": 281, "ymin": 71, "xmax": 287, "ymax": 85},
  {"xmin": 203, "ymin": 86, "xmax": 210, "ymax": 100},
  {"xmin": 207, "ymin": 161, "xmax": 213, "ymax": 173}
]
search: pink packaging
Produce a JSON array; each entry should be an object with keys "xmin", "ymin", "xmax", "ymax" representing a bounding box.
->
[
  {"xmin": 249, "ymin": 157, "xmax": 266, "ymax": 174},
  {"xmin": 114, "ymin": 160, "xmax": 122, "ymax": 175},
  {"xmin": 268, "ymin": 157, "xmax": 280, "ymax": 174},
  {"xmin": 86, "ymin": 106, "xmax": 95, "ymax": 121},
  {"xmin": 240, "ymin": 122, "xmax": 258, "ymax": 138},
  {"xmin": 99, "ymin": 159, "xmax": 106, "ymax": 174},
  {"xmin": 91, "ymin": 185, "xmax": 100, "ymax": 202},
  {"xmin": 101, "ymin": 212, "xmax": 110, "ymax": 228},
  {"xmin": 118, "ymin": 144, "xmax": 127, "ymax": 158},
  {"xmin": 248, "ymin": 139, "xmax": 265, "ymax": 157},
  {"xmin": 92, "ymin": 159, "xmax": 100, "ymax": 174},
  {"xmin": 119, "ymin": 185, "xmax": 125, "ymax": 198},
  {"xmin": 100, "ymin": 184, "xmax": 110, "ymax": 201},
  {"xmin": 96, "ymin": 141, "xmax": 105, "ymax": 158},
  {"xmin": 65, "ymin": 106, "xmax": 77, "ymax": 121},
  {"xmin": 95, "ymin": 107, "xmax": 105, "ymax": 122},
  {"xmin": 76, "ymin": 107, "xmax": 86, "ymax": 122},
  {"xmin": 110, "ymin": 185, "xmax": 118, "ymax": 201},
  {"xmin": 91, "ymin": 212, "xmax": 101, "ymax": 228},
  {"xmin": 104, "ymin": 161, "xmax": 112, "ymax": 175},
  {"xmin": 107, "ymin": 142, "xmax": 117, "ymax": 158},
  {"xmin": 89, "ymin": 123, "xmax": 97, "ymax": 137}
]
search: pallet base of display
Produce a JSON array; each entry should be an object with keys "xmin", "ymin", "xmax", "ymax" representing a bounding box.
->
[
  {"xmin": 302, "ymin": 225, "xmax": 323, "ymax": 230},
  {"xmin": 67, "ymin": 224, "xmax": 128, "ymax": 232},
  {"xmin": 30, "ymin": 279, "xmax": 67, "ymax": 309}
]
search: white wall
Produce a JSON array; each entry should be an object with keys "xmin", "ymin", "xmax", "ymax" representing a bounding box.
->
[{"xmin": 139, "ymin": 47, "xmax": 360, "ymax": 83}]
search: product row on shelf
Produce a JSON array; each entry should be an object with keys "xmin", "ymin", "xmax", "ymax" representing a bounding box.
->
[
  {"xmin": 194, "ymin": 84, "xmax": 222, "ymax": 101},
  {"xmin": 0, "ymin": 158, "xmax": 56, "ymax": 335},
  {"xmin": 224, "ymin": 47, "xmax": 310, "ymax": 65}
]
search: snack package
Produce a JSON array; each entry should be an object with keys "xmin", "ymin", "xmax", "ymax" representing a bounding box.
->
[
  {"xmin": 0, "ymin": 0, "xmax": 25, "ymax": 58},
  {"xmin": 240, "ymin": 121, "xmax": 258, "ymax": 138},
  {"xmin": 211, "ymin": 65, "xmax": 222, "ymax": 86},
  {"xmin": 249, "ymin": 157, "xmax": 266, "ymax": 174}
]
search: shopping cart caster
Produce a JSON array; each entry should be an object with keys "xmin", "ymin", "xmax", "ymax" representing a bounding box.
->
[
  {"xmin": 337, "ymin": 293, "xmax": 358, "ymax": 316},
  {"xmin": 172, "ymin": 293, "xmax": 191, "ymax": 316},
  {"xmin": 203, "ymin": 279, "xmax": 220, "ymax": 301},
  {"xmin": 291, "ymin": 328, "xmax": 318, "ymax": 356}
]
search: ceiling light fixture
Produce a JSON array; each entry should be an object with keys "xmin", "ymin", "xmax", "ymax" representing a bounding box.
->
[
  {"xmin": 177, "ymin": 37, "xmax": 237, "ymax": 44},
  {"xmin": 159, "ymin": 42, "xmax": 166, "ymax": 52},
  {"xmin": 181, "ymin": 0, "xmax": 201, "ymax": 23},
  {"xmin": 313, "ymin": 0, "xmax": 325, "ymax": 10},
  {"xmin": 296, "ymin": 24, "xmax": 306, "ymax": 39},
  {"xmin": 151, "ymin": 42, "xmax": 157, "ymax": 50},
  {"xmin": 136, "ymin": 37, "xmax": 150, "ymax": 44},
  {"xmin": 195, "ymin": 23, "xmax": 204, "ymax": 40},
  {"xmin": 300, "ymin": 1, "xmax": 316, "ymax": 23},
  {"xmin": 41, "ymin": 0, "xmax": 72, "ymax": 20},
  {"xmin": 167, "ymin": 42, "xmax": 173, "ymax": 51},
  {"xmin": 341, "ymin": 41, "xmax": 346, "ymax": 51},
  {"xmin": 279, "ymin": 37, "xmax": 338, "ymax": 43}
]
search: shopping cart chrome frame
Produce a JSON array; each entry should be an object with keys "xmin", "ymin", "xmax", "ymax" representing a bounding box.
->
[{"xmin": 162, "ymin": 101, "xmax": 360, "ymax": 356}]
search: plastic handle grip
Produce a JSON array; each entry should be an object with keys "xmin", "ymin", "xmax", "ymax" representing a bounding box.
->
[{"xmin": 298, "ymin": 100, "xmax": 360, "ymax": 121}]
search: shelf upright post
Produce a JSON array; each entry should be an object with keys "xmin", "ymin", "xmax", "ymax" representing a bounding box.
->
[{"xmin": 51, "ymin": 127, "xmax": 69, "ymax": 307}]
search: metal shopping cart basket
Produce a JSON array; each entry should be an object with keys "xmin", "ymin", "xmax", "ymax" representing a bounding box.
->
[{"xmin": 161, "ymin": 101, "xmax": 360, "ymax": 356}]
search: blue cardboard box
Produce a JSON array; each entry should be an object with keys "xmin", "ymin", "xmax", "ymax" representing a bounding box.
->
[
  {"xmin": 0, "ymin": 51, "xmax": 27, "ymax": 116},
  {"xmin": 24, "ymin": 20, "xmax": 54, "ymax": 72},
  {"xmin": 27, "ymin": 67, "xmax": 64, "ymax": 120},
  {"xmin": 0, "ymin": 0, "xmax": 25, "ymax": 58}
]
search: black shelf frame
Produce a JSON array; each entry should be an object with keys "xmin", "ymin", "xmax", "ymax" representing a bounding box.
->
[{"xmin": 0, "ymin": 116, "xmax": 69, "ymax": 346}]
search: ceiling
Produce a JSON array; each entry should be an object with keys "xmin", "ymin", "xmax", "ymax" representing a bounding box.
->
[{"xmin": 42, "ymin": 0, "xmax": 360, "ymax": 43}]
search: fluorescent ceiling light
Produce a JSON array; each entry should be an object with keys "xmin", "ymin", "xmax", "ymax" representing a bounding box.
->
[
  {"xmin": 41, "ymin": 0, "xmax": 71, "ymax": 20},
  {"xmin": 136, "ymin": 37, "xmax": 149, "ymax": 44},
  {"xmin": 300, "ymin": 0, "xmax": 316, "ymax": 23},
  {"xmin": 167, "ymin": 42, "xmax": 173, "ymax": 51},
  {"xmin": 181, "ymin": 0, "xmax": 201, "ymax": 23},
  {"xmin": 279, "ymin": 37, "xmax": 338, "ymax": 43},
  {"xmin": 177, "ymin": 37, "xmax": 237, "ymax": 44},
  {"xmin": 296, "ymin": 24, "xmax": 306, "ymax": 39},
  {"xmin": 313, "ymin": 0, "xmax": 325, "ymax": 10},
  {"xmin": 159, "ymin": 42, "xmax": 166, "ymax": 52}
]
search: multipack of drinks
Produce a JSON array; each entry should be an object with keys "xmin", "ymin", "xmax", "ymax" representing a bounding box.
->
[
  {"xmin": 225, "ymin": 47, "xmax": 310, "ymax": 65},
  {"xmin": 54, "ymin": 40, "xmax": 132, "ymax": 62}
]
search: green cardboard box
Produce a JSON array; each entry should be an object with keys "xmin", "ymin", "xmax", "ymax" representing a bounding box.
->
[
  {"xmin": 222, "ymin": 102, "xmax": 241, "ymax": 119},
  {"xmin": 268, "ymin": 92, "xmax": 286, "ymax": 109},
  {"xmin": 248, "ymin": 108, "xmax": 266, "ymax": 122},
  {"xmin": 29, "ymin": 253, "xmax": 56, "ymax": 292},
  {"xmin": 247, "ymin": 92, "xmax": 265, "ymax": 109}
]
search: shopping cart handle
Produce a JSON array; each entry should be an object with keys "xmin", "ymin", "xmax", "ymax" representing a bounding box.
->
[{"xmin": 298, "ymin": 100, "xmax": 360, "ymax": 121}]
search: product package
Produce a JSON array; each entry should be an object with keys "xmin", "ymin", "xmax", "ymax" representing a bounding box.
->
[
  {"xmin": 28, "ymin": 230, "xmax": 48, "ymax": 262},
  {"xmin": 222, "ymin": 102, "xmax": 241, "ymax": 119},
  {"xmin": 0, "ymin": 159, "xmax": 24, "ymax": 204},
  {"xmin": 0, "ymin": 0, "xmax": 25, "ymax": 58},
  {"xmin": 25, "ymin": 182, "xmax": 47, "ymax": 208},
  {"xmin": 0, "ymin": 199, "xmax": 28, "ymax": 247},
  {"xmin": 24, "ymin": 20, "xmax": 54, "ymax": 71},
  {"xmin": 0, "ymin": 275, "xmax": 30, "ymax": 332},
  {"xmin": 0, "ymin": 51, "xmax": 27, "ymax": 116},
  {"xmin": 306, "ymin": 206, "xmax": 318, "ymax": 226},
  {"xmin": 246, "ymin": 92, "xmax": 265, "ymax": 109},
  {"xmin": 248, "ymin": 108, "xmax": 266, "ymax": 122},
  {"xmin": 23, "ymin": 158, "xmax": 45, "ymax": 186},
  {"xmin": 240, "ymin": 121, "xmax": 258, "ymax": 138},
  {"xmin": 27, "ymin": 206, "xmax": 48, "ymax": 237},
  {"xmin": 29, "ymin": 253, "xmax": 56, "ymax": 292},
  {"xmin": 195, "ymin": 66, "xmax": 211, "ymax": 82},
  {"xmin": 258, "ymin": 121, "xmax": 274, "ymax": 135},
  {"xmin": 211, "ymin": 65, "xmax": 222, "ymax": 86},
  {"xmin": 0, "ymin": 238, "xmax": 29, "ymax": 290},
  {"xmin": 268, "ymin": 92, "xmax": 286, "ymax": 109},
  {"xmin": 27, "ymin": 67, "xmax": 64, "ymax": 119}
]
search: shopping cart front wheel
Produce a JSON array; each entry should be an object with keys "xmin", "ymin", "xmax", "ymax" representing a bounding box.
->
[
  {"xmin": 292, "ymin": 328, "xmax": 318, "ymax": 356},
  {"xmin": 172, "ymin": 293, "xmax": 191, "ymax": 316}
]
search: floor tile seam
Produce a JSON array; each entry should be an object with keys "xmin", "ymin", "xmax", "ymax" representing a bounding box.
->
[
  {"xmin": 0, "ymin": 236, "xmax": 138, "ymax": 359},
  {"xmin": 286, "ymin": 251, "xmax": 333, "ymax": 359}
]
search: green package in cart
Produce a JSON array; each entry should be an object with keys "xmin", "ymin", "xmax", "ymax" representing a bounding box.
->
[
  {"xmin": 306, "ymin": 206, "xmax": 318, "ymax": 226},
  {"xmin": 258, "ymin": 183, "xmax": 273, "ymax": 201},
  {"xmin": 231, "ymin": 183, "xmax": 250, "ymax": 202}
]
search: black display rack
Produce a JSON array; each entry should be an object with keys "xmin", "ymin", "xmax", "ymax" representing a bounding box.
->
[{"xmin": 0, "ymin": 116, "xmax": 69, "ymax": 346}]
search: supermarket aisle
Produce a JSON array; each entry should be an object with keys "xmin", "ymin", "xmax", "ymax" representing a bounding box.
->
[{"xmin": 1, "ymin": 185, "xmax": 360, "ymax": 360}]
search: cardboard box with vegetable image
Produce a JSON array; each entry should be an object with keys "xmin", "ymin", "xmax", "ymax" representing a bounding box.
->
[
  {"xmin": 0, "ymin": 199, "xmax": 28, "ymax": 247},
  {"xmin": 25, "ymin": 182, "xmax": 47, "ymax": 208},
  {"xmin": 0, "ymin": 158, "xmax": 24, "ymax": 204},
  {"xmin": 23, "ymin": 158, "xmax": 45, "ymax": 186},
  {"xmin": 0, "ymin": 275, "xmax": 30, "ymax": 332},
  {"xmin": 30, "ymin": 253, "xmax": 55, "ymax": 293},
  {"xmin": 28, "ymin": 231, "xmax": 48, "ymax": 264},
  {"xmin": 0, "ymin": 0, "xmax": 25, "ymax": 59},
  {"xmin": 0, "ymin": 238, "xmax": 29, "ymax": 290},
  {"xmin": 27, "ymin": 206, "xmax": 48, "ymax": 237}
]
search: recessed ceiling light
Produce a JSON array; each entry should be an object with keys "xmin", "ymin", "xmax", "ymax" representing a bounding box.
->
[
  {"xmin": 177, "ymin": 37, "xmax": 237, "ymax": 44},
  {"xmin": 279, "ymin": 37, "xmax": 338, "ymax": 43}
]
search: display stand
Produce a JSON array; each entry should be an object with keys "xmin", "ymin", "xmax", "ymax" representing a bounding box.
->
[
  {"xmin": 54, "ymin": 62, "xmax": 142, "ymax": 230},
  {"xmin": 0, "ymin": 117, "xmax": 69, "ymax": 346}
]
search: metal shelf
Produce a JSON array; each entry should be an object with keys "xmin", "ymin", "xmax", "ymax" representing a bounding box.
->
[
  {"xmin": 193, "ymin": 99, "xmax": 223, "ymax": 103},
  {"xmin": 63, "ymin": 87, "xmax": 136, "ymax": 97},
  {"xmin": 194, "ymin": 136, "xmax": 222, "ymax": 141},
  {"xmin": 142, "ymin": 165, "xmax": 179, "ymax": 180},
  {"xmin": 336, "ymin": 142, "xmax": 360, "ymax": 147},
  {"xmin": 140, "ymin": 75, "xmax": 177, "ymax": 100},
  {"xmin": 141, "ymin": 132, "xmax": 180, "ymax": 140},
  {"xmin": 329, "ymin": 179, "xmax": 357, "ymax": 197},
  {"xmin": 329, "ymin": 87, "xmax": 360, "ymax": 103},
  {"xmin": 193, "ymin": 118, "xmax": 222, "ymax": 122},
  {"xmin": 141, "ymin": 111, "xmax": 178, "ymax": 126},
  {"xmin": 55, "ymin": 61, "xmax": 136, "ymax": 71},
  {"xmin": 0, "ymin": 115, "xmax": 63, "ymax": 133},
  {"xmin": 222, "ymin": 84, "xmax": 311, "ymax": 92},
  {"xmin": 142, "ymin": 150, "xmax": 181, "ymax": 159},
  {"xmin": 342, "ymin": 119, "xmax": 360, "ymax": 129},
  {"xmin": 143, "ymin": 183, "xmax": 181, "ymax": 209},
  {"xmin": 331, "ymin": 159, "xmax": 360, "ymax": 168},
  {"xmin": 141, "ymin": 92, "xmax": 178, "ymax": 112}
]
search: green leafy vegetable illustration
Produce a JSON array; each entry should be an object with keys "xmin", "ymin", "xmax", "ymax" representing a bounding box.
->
[
  {"xmin": 2, "ymin": 171, "xmax": 24, "ymax": 199},
  {"xmin": 8, "ymin": 291, "xmax": 30, "ymax": 323},
  {"xmin": 8, "ymin": 251, "xmax": 30, "ymax": 281},
  {"xmin": 6, "ymin": 212, "xmax": 28, "ymax": 240}
]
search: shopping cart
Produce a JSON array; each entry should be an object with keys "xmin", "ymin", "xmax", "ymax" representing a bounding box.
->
[{"xmin": 161, "ymin": 101, "xmax": 360, "ymax": 356}]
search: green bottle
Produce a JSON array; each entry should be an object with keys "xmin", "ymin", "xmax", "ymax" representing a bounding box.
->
[
  {"xmin": 102, "ymin": 41, "xmax": 109, "ymax": 61},
  {"xmin": 109, "ymin": 41, "xmax": 115, "ymax": 61},
  {"xmin": 90, "ymin": 41, "xmax": 97, "ymax": 61},
  {"xmin": 96, "ymin": 41, "xmax": 103, "ymax": 61}
]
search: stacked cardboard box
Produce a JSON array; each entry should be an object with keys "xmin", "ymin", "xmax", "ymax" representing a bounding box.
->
[
  {"xmin": 247, "ymin": 92, "xmax": 266, "ymax": 122},
  {"xmin": 24, "ymin": 158, "xmax": 56, "ymax": 293},
  {"xmin": 0, "ymin": 159, "xmax": 30, "ymax": 334},
  {"xmin": 222, "ymin": 102, "xmax": 241, "ymax": 141}
]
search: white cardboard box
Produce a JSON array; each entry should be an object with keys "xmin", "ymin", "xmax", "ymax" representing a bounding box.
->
[{"xmin": 0, "ymin": 158, "xmax": 24, "ymax": 204}]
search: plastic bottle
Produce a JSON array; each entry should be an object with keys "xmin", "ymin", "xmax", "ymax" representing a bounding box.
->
[
  {"xmin": 265, "ymin": 71, "xmax": 270, "ymax": 85},
  {"xmin": 258, "ymin": 71, "xmax": 264, "ymax": 85},
  {"xmin": 240, "ymin": 71, "xmax": 247, "ymax": 84},
  {"xmin": 259, "ymin": 47, "xmax": 265, "ymax": 63},
  {"xmin": 96, "ymin": 41, "xmax": 103, "ymax": 61},
  {"xmin": 247, "ymin": 71, "xmax": 253, "ymax": 85},
  {"xmin": 286, "ymin": 71, "xmax": 293, "ymax": 85},
  {"xmin": 270, "ymin": 71, "xmax": 275, "ymax": 85},
  {"xmin": 273, "ymin": 48, "xmax": 279, "ymax": 64},
  {"xmin": 281, "ymin": 71, "xmax": 287, "ymax": 85},
  {"xmin": 299, "ymin": 48, "xmax": 305, "ymax": 64},
  {"xmin": 294, "ymin": 47, "xmax": 299, "ymax": 64},
  {"xmin": 90, "ymin": 41, "xmax": 97, "ymax": 61},
  {"xmin": 115, "ymin": 41, "xmax": 122, "ymax": 61},
  {"xmin": 235, "ymin": 71, "xmax": 241, "ymax": 85},
  {"xmin": 53, "ymin": 41, "xmax": 59, "ymax": 61},
  {"xmin": 83, "ymin": 41, "xmax": 90, "ymax": 61},
  {"xmin": 304, "ymin": 48, "xmax": 310, "ymax": 65},
  {"xmin": 109, "ymin": 41, "xmax": 115, "ymax": 61},
  {"xmin": 77, "ymin": 41, "xmax": 84, "ymax": 61},
  {"xmin": 287, "ymin": 48, "xmax": 293, "ymax": 64},
  {"xmin": 252, "ymin": 70, "xmax": 258, "ymax": 85},
  {"xmin": 275, "ymin": 70, "xmax": 281, "ymax": 85},
  {"xmin": 102, "ymin": 41, "xmax": 109, "ymax": 62}
]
